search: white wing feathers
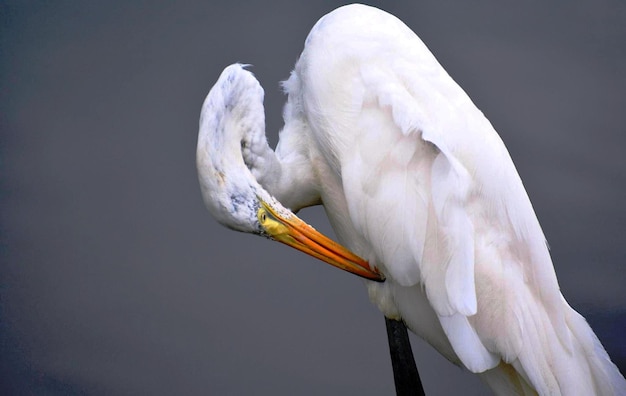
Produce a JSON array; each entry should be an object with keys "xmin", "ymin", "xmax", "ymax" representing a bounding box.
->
[
  {"xmin": 356, "ymin": 60, "xmax": 501, "ymax": 372},
  {"xmin": 352, "ymin": 56, "xmax": 625, "ymax": 391},
  {"xmin": 294, "ymin": 4, "xmax": 626, "ymax": 393}
]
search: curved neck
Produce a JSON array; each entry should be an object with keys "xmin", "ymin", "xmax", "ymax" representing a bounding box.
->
[{"xmin": 198, "ymin": 64, "xmax": 321, "ymax": 215}]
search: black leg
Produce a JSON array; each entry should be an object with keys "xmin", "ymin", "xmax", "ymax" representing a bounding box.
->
[{"xmin": 385, "ymin": 317, "xmax": 425, "ymax": 396}]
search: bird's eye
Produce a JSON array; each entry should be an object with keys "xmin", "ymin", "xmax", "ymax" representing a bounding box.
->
[{"xmin": 258, "ymin": 208, "xmax": 268, "ymax": 224}]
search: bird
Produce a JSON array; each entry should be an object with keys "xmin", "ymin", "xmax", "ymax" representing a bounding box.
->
[{"xmin": 196, "ymin": 4, "xmax": 626, "ymax": 395}]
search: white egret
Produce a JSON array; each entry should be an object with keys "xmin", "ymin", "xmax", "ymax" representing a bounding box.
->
[{"xmin": 197, "ymin": 4, "xmax": 626, "ymax": 395}]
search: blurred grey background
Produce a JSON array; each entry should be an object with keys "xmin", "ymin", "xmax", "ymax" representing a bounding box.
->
[{"xmin": 1, "ymin": 1, "xmax": 625, "ymax": 394}]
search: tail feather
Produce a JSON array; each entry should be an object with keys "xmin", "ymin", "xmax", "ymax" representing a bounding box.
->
[
  {"xmin": 479, "ymin": 300, "xmax": 626, "ymax": 395},
  {"xmin": 564, "ymin": 307, "xmax": 626, "ymax": 395},
  {"xmin": 507, "ymin": 302, "xmax": 626, "ymax": 395}
]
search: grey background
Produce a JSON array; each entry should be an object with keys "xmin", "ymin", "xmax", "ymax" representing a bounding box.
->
[{"xmin": 1, "ymin": 1, "xmax": 625, "ymax": 394}]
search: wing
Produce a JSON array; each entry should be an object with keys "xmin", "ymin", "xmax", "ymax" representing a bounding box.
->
[{"xmin": 291, "ymin": 5, "xmax": 626, "ymax": 394}]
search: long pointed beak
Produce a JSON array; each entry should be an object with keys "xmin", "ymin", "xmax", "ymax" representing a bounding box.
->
[{"xmin": 258, "ymin": 201, "xmax": 384, "ymax": 282}]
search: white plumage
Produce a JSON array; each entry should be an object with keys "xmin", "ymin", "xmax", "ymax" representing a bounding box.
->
[{"xmin": 197, "ymin": 4, "xmax": 626, "ymax": 395}]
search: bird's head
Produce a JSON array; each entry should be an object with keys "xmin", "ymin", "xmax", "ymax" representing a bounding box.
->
[{"xmin": 197, "ymin": 64, "xmax": 384, "ymax": 282}]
